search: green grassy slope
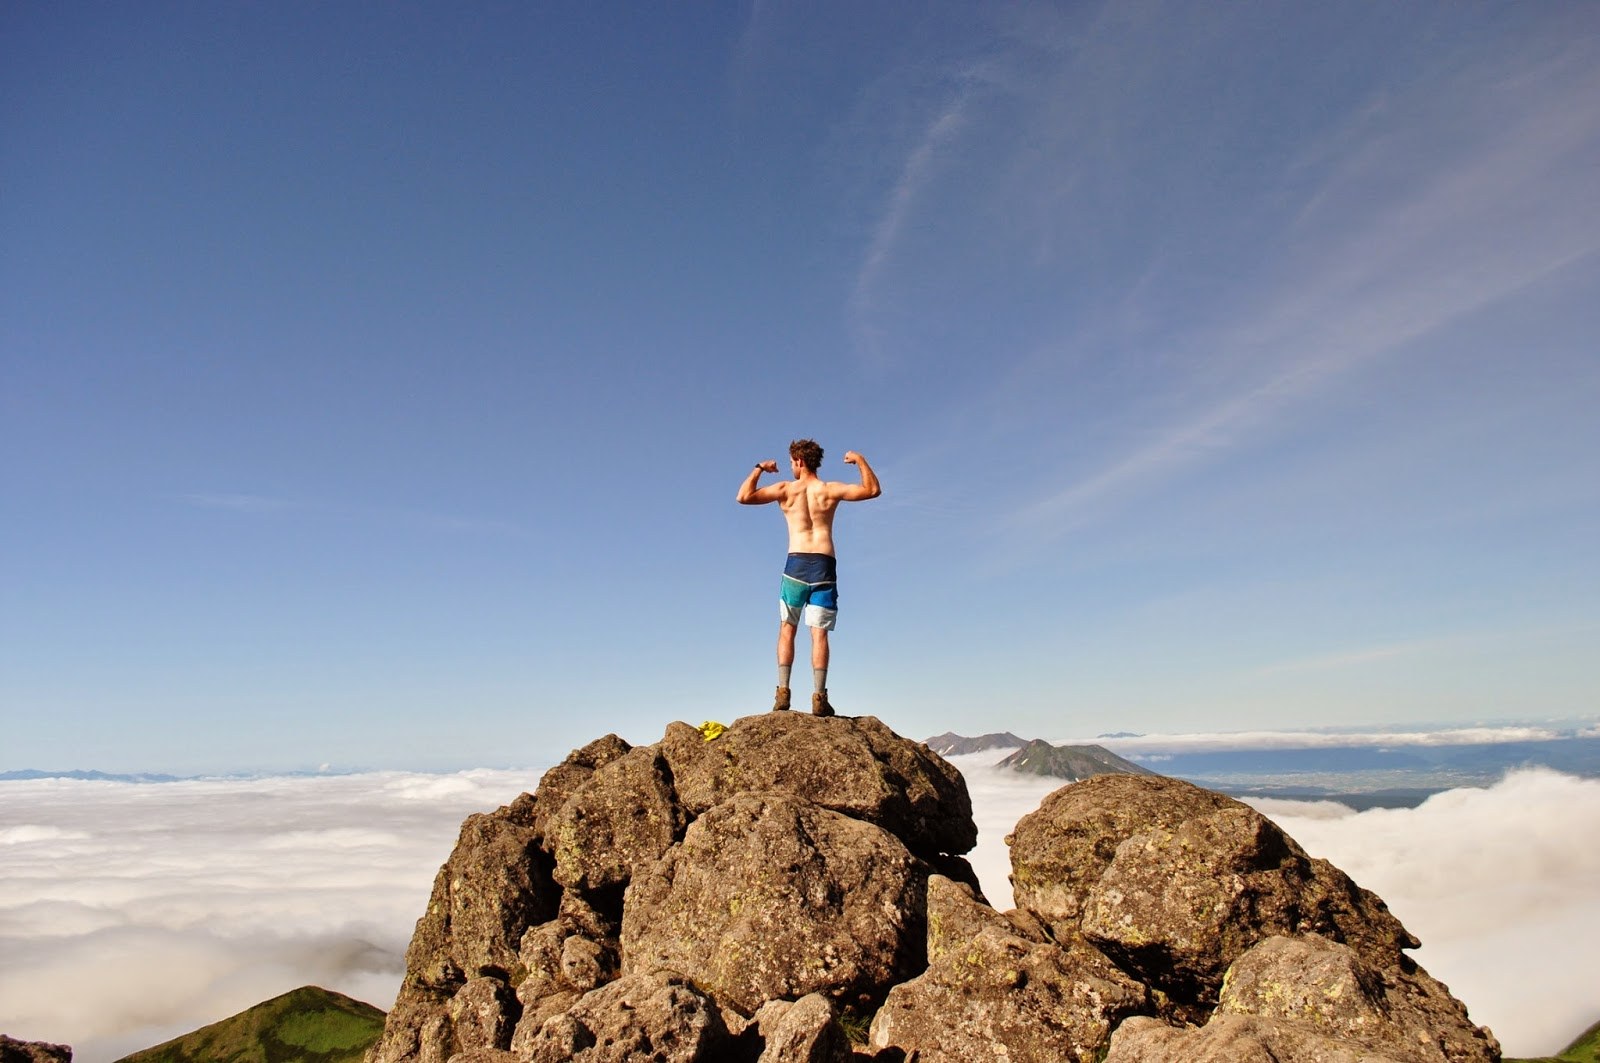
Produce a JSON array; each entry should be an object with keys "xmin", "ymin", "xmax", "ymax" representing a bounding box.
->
[
  {"xmin": 114, "ymin": 986, "xmax": 385, "ymax": 1063},
  {"xmin": 1506, "ymin": 1018, "xmax": 1600, "ymax": 1063}
]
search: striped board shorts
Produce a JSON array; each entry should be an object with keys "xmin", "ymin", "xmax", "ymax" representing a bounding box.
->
[{"xmin": 779, "ymin": 552, "xmax": 838, "ymax": 630}]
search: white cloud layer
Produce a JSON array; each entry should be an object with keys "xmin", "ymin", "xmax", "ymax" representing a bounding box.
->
[
  {"xmin": 0, "ymin": 769, "xmax": 544, "ymax": 1063},
  {"xmin": 3, "ymin": 757, "xmax": 1596, "ymax": 1059},
  {"xmin": 952, "ymin": 756, "xmax": 1600, "ymax": 1057},
  {"xmin": 1049, "ymin": 723, "xmax": 1584, "ymax": 755}
]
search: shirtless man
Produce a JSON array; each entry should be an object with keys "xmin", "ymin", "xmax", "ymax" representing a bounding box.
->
[{"xmin": 736, "ymin": 439, "xmax": 881, "ymax": 716}]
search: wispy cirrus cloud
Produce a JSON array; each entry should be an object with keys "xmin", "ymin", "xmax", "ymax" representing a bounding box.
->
[
  {"xmin": 849, "ymin": 95, "xmax": 972, "ymax": 362},
  {"xmin": 1005, "ymin": 31, "xmax": 1600, "ymax": 542}
]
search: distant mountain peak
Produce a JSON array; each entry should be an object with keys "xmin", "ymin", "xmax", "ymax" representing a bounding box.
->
[
  {"xmin": 924, "ymin": 731, "xmax": 1028, "ymax": 756},
  {"xmin": 0, "ymin": 769, "xmax": 183, "ymax": 783},
  {"xmin": 114, "ymin": 985, "xmax": 384, "ymax": 1063},
  {"xmin": 996, "ymin": 739, "xmax": 1156, "ymax": 782}
]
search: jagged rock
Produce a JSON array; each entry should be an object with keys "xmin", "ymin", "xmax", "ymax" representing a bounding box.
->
[
  {"xmin": 448, "ymin": 976, "xmax": 519, "ymax": 1054},
  {"xmin": 621, "ymin": 791, "xmax": 929, "ymax": 1016},
  {"xmin": 1106, "ymin": 1013, "xmax": 1411, "ymax": 1062},
  {"xmin": 0, "ymin": 1036, "xmax": 71, "ymax": 1063},
  {"xmin": 447, "ymin": 1050, "xmax": 521, "ymax": 1063},
  {"xmin": 372, "ymin": 716, "xmax": 1496, "ymax": 1063},
  {"xmin": 515, "ymin": 910, "xmax": 618, "ymax": 1004},
  {"xmin": 662, "ymin": 713, "xmax": 976, "ymax": 860},
  {"xmin": 1011, "ymin": 775, "xmax": 1415, "ymax": 1016},
  {"xmin": 516, "ymin": 971, "xmax": 731, "ymax": 1062},
  {"xmin": 369, "ymin": 800, "xmax": 557, "ymax": 1063},
  {"xmin": 527, "ymin": 734, "xmax": 633, "ymax": 840},
  {"xmin": 367, "ymin": 1005, "xmax": 453, "ymax": 1063},
  {"xmin": 419, "ymin": 807, "xmax": 557, "ymax": 983},
  {"xmin": 1217, "ymin": 934, "xmax": 1499, "ymax": 1063},
  {"xmin": 507, "ymin": 990, "xmax": 582, "ymax": 1059},
  {"xmin": 869, "ymin": 876, "xmax": 1147, "ymax": 1062},
  {"xmin": 548, "ymin": 746, "xmax": 684, "ymax": 893},
  {"xmin": 1008, "ymin": 774, "xmax": 1239, "ymax": 931},
  {"xmin": 754, "ymin": 994, "xmax": 850, "ymax": 1063}
]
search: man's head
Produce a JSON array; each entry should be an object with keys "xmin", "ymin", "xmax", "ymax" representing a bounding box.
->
[{"xmin": 789, "ymin": 439, "xmax": 823, "ymax": 473}]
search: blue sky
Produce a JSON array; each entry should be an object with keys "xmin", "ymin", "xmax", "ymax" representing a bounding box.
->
[{"xmin": 3, "ymin": 2, "xmax": 1596, "ymax": 773}]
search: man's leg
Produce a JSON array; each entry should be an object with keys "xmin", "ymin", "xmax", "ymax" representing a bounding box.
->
[
  {"xmin": 774, "ymin": 622, "xmax": 796, "ymax": 710},
  {"xmin": 810, "ymin": 626, "xmax": 834, "ymax": 716}
]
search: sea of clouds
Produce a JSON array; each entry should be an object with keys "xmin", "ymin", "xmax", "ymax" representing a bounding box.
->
[
  {"xmin": 3, "ymin": 746, "xmax": 1598, "ymax": 1060},
  {"xmin": 1050, "ymin": 721, "xmax": 1598, "ymax": 754}
]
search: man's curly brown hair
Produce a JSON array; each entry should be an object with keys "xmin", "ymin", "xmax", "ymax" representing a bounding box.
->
[{"xmin": 789, "ymin": 439, "xmax": 823, "ymax": 472}]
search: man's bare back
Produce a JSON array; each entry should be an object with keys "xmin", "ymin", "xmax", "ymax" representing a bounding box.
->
[
  {"xmin": 737, "ymin": 451, "xmax": 880, "ymax": 554},
  {"xmin": 736, "ymin": 440, "xmax": 880, "ymax": 716}
]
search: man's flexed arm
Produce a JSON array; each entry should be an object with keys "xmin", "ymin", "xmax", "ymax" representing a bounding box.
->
[
  {"xmin": 834, "ymin": 451, "xmax": 882, "ymax": 501},
  {"xmin": 737, "ymin": 460, "xmax": 786, "ymax": 504}
]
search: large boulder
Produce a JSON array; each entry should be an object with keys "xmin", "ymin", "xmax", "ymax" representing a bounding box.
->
[
  {"xmin": 1009, "ymin": 775, "xmax": 1415, "ymax": 1015},
  {"xmin": 448, "ymin": 976, "xmax": 520, "ymax": 1054},
  {"xmin": 869, "ymin": 876, "xmax": 1147, "ymax": 1062},
  {"xmin": 749, "ymin": 994, "xmax": 851, "ymax": 1063},
  {"xmin": 511, "ymin": 892, "xmax": 622, "ymax": 1046},
  {"xmin": 527, "ymin": 734, "xmax": 633, "ymax": 840},
  {"xmin": 661, "ymin": 713, "xmax": 975, "ymax": 860},
  {"xmin": 1105, "ymin": 1013, "xmax": 1407, "ymax": 1063},
  {"xmin": 1216, "ymin": 934, "xmax": 1500, "ymax": 1063},
  {"xmin": 515, "ymin": 971, "xmax": 731, "ymax": 1063},
  {"xmin": 547, "ymin": 746, "xmax": 684, "ymax": 893},
  {"xmin": 370, "ymin": 800, "xmax": 556, "ymax": 1063},
  {"xmin": 621, "ymin": 791, "xmax": 930, "ymax": 1016}
]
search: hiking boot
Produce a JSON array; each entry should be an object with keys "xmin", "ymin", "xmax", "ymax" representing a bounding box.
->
[
  {"xmin": 773, "ymin": 685, "xmax": 791, "ymax": 711},
  {"xmin": 811, "ymin": 690, "xmax": 835, "ymax": 717}
]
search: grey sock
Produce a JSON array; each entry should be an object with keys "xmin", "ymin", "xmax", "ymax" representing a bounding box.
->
[
  {"xmin": 813, "ymin": 668, "xmax": 827, "ymax": 692},
  {"xmin": 778, "ymin": 665, "xmax": 792, "ymax": 689}
]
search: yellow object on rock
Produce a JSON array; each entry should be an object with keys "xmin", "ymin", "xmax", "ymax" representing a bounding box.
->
[{"xmin": 698, "ymin": 720, "xmax": 727, "ymax": 741}]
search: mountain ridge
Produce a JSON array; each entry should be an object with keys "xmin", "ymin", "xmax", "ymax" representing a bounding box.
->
[{"xmin": 995, "ymin": 738, "xmax": 1156, "ymax": 781}]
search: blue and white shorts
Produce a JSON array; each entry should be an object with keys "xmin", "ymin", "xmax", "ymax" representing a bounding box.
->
[{"xmin": 779, "ymin": 552, "xmax": 838, "ymax": 630}]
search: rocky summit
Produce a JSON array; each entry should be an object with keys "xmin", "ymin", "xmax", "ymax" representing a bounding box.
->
[{"xmin": 366, "ymin": 713, "xmax": 1500, "ymax": 1063}]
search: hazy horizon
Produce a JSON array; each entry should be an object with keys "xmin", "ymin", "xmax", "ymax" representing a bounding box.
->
[{"xmin": 7, "ymin": 715, "xmax": 1598, "ymax": 780}]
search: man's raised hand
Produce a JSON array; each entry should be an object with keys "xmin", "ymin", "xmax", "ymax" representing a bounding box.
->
[
  {"xmin": 842, "ymin": 451, "xmax": 862, "ymax": 465},
  {"xmin": 758, "ymin": 460, "xmax": 779, "ymax": 473}
]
